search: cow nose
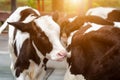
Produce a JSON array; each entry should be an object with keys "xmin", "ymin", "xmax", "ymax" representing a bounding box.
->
[
  {"xmin": 57, "ymin": 52, "xmax": 66, "ymax": 57},
  {"xmin": 57, "ymin": 50, "xmax": 67, "ymax": 61}
]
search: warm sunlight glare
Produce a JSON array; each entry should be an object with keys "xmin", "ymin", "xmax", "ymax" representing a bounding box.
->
[
  {"xmin": 64, "ymin": 0, "xmax": 86, "ymax": 15},
  {"xmin": 70, "ymin": 0, "xmax": 82, "ymax": 4}
]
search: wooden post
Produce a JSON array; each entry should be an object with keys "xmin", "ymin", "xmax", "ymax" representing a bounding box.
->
[
  {"xmin": 37, "ymin": 0, "xmax": 44, "ymax": 12},
  {"xmin": 88, "ymin": 0, "xmax": 92, "ymax": 9},
  {"xmin": 42, "ymin": 0, "xmax": 44, "ymax": 11},
  {"xmin": 11, "ymin": 0, "xmax": 16, "ymax": 13},
  {"xmin": 52, "ymin": 0, "xmax": 64, "ymax": 12},
  {"xmin": 37, "ymin": 0, "xmax": 40, "ymax": 12}
]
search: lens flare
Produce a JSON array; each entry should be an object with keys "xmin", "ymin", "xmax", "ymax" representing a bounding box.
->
[{"xmin": 70, "ymin": 0, "xmax": 82, "ymax": 4}]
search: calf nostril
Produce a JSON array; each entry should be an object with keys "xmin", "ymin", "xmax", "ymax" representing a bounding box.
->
[
  {"xmin": 57, "ymin": 52, "xmax": 67, "ymax": 57},
  {"xmin": 58, "ymin": 53, "xmax": 64, "ymax": 57}
]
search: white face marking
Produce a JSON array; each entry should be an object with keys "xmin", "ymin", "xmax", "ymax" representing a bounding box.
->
[
  {"xmin": 84, "ymin": 23, "xmax": 103, "ymax": 34},
  {"xmin": 34, "ymin": 16, "xmax": 67, "ymax": 60},
  {"xmin": 64, "ymin": 66, "xmax": 86, "ymax": 80},
  {"xmin": 86, "ymin": 7, "xmax": 115, "ymax": 19}
]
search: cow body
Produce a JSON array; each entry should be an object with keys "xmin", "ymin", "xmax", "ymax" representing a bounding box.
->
[
  {"xmin": 64, "ymin": 21, "xmax": 120, "ymax": 80},
  {"xmin": 0, "ymin": 6, "xmax": 67, "ymax": 80},
  {"xmin": 59, "ymin": 14, "xmax": 114, "ymax": 47},
  {"xmin": 86, "ymin": 7, "xmax": 120, "ymax": 23},
  {"xmin": 3, "ymin": 6, "xmax": 41, "ymax": 80},
  {"xmin": 58, "ymin": 11, "xmax": 120, "ymax": 80}
]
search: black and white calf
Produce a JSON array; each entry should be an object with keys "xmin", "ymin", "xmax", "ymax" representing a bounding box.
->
[
  {"xmin": 64, "ymin": 16, "xmax": 120, "ymax": 80},
  {"xmin": 0, "ymin": 6, "xmax": 67, "ymax": 80}
]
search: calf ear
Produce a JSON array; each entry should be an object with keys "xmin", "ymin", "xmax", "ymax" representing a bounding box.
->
[
  {"xmin": 52, "ymin": 11, "xmax": 59, "ymax": 22},
  {"xmin": 7, "ymin": 22, "xmax": 32, "ymax": 32},
  {"xmin": 84, "ymin": 15, "xmax": 114, "ymax": 25}
]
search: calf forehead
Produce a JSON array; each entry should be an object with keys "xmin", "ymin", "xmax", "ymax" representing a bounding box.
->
[
  {"xmin": 34, "ymin": 16, "xmax": 60, "ymax": 42},
  {"xmin": 36, "ymin": 16, "xmax": 60, "ymax": 32}
]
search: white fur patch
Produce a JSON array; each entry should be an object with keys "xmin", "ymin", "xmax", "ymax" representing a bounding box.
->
[
  {"xmin": 67, "ymin": 30, "xmax": 77, "ymax": 46},
  {"xmin": 86, "ymin": 7, "xmax": 115, "ymax": 19},
  {"xmin": 114, "ymin": 22, "xmax": 120, "ymax": 28},
  {"xmin": 84, "ymin": 23, "xmax": 103, "ymax": 34},
  {"xmin": 66, "ymin": 30, "xmax": 78, "ymax": 58},
  {"xmin": 64, "ymin": 66, "xmax": 86, "ymax": 80},
  {"xmin": 15, "ymin": 31, "xmax": 29, "ymax": 55},
  {"xmin": 28, "ymin": 59, "xmax": 46, "ymax": 80},
  {"xmin": 68, "ymin": 16, "xmax": 77, "ymax": 22}
]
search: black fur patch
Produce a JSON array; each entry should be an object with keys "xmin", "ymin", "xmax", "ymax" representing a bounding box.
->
[{"xmin": 14, "ymin": 39, "xmax": 40, "ymax": 77}]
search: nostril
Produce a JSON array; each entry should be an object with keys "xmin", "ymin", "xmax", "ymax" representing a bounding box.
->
[
  {"xmin": 57, "ymin": 52, "xmax": 67, "ymax": 57},
  {"xmin": 58, "ymin": 53, "xmax": 64, "ymax": 57},
  {"xmin": 56, "ymin": 51, "xmax": 67, "ymax": 61}
]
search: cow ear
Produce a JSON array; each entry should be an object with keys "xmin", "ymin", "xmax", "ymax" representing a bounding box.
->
[
  {"xmin": 84, "ymin": 15, "xmax": 114, "ymax": 25},
  {"xmin": 52, "ymin": 11, "xmax": 59, "ymax": 22},
  {"xmin": 7, "ymin": 22, "xmax": 31, "ymax": 32}
]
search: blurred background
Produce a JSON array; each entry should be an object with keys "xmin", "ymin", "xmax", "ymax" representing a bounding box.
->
[
  {"xmin": 0, "ymin": 0, "xmax": 120, "ymax": 32},
  {"xmin": 0, "ymin": 0, "xmax": 120, "ymax": 14}
]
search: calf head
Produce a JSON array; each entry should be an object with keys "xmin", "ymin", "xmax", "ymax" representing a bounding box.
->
[
  {"xmin": 8, "ymin": 15, "xmax": 67, "ymax": 61},
  {"xmin": 8, "ymin": 21, "xmax": 53, "ymax": 55}
]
